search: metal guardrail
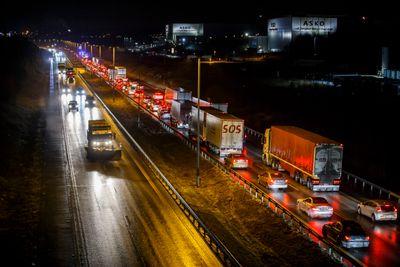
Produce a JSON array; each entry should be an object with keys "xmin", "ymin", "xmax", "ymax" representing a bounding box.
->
[
  {"xmin": 77, "ymin": 71, "xmax": 241, "ymax": 267},
  {"xmin": 343, "ymin": 171, "xmax": 400, "ymax": 204},
  {"xmin": 243, "ymin": 128, "xmax": 400, "ymax": 205}
]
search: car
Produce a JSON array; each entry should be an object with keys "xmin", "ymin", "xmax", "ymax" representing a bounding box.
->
[
  {"xmin": 85, "ymin": 95, "xmax": 96, "ymax": 107},
  {"xmin": 142, "ymin": 95, "xmax": 152, "ymax": 104},
  {"xmin": 62, "ymin": 88, "xmax": 72, "ymax": 94},
  {"xmin": 322, "ymin": 220, "xmax": 370, "ymax": 248},
  {"xmin": 357, "ymin": 199, "xmax": 398, "ymax": 222},
  {"xmin": 149, "ymin": 100, "xmax": 162, "ymax": 112},
  {"xmin": 75, "ymin": 87, "xmax": 85, "ymax": 95},
  {"xmin": 297, "ymin": 197, "xmax": 333, "ymax": 218},
  {"xmin": 133, "ymin": 89, "xmax": 144, "ymax": 98},
  {"xmin": 224, "ymin": 153, "xmax": 249, "ymax": 169},
  {"xmin": 258, "ymin": 171, "xmax": 288, "ymax": 190},
  {"xmin": 68, "ymin": 100, "xmax": 79, "ymax": 112}
]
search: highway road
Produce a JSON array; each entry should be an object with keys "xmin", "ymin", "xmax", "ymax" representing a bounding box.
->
[
  {"xmin": 61, "ymin": 48, "xmax": 400, "ymax": 267},
  {"xmin": 53, "ymin": 57, "xmax": 222, "ymax": 266}
]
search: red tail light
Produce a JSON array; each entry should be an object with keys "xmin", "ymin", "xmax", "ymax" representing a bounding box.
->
[
  {"xmin": 344, "ymin": 235, "xmax": 351, "ymax": 241},
  {"xmin": 333, "ymin": 179, "xmax": 341, "ymax": 185},
  {"xmin": 311, "ymin": 180, "xmax": 320, "ymax": 185},
  {"xmin": 365, "ymin": 236, "xmax": 370, "ymax": 241},
  {"xmin": 285, "ymin": 179, "xmax": 288, "ymax": 183},
  {"xmin": 394, "ymin": 207, "xmax": 398, "ymax": 212},
  {"xmin": 376, "ymin": 207, "xmax": 382, "ymax": 212}
]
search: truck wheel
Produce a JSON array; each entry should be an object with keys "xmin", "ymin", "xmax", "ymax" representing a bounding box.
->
[
  {"xmin": 294, "ymin": 173, "xmax": 298, "ymax": 182},
  {"xmin": 322, "ymin": 228, "xmax": 327, "ymax": 238}
]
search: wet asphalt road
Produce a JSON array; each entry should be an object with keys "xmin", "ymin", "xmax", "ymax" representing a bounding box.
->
[{"xmin": 38, "ymin": 57, "xmax": 221, "ymax": 266}]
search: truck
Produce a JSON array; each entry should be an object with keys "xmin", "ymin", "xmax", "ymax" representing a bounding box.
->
[
  {"xmin": 171, "ymin": 100, "xmax": 192, "ymax": 128},
  {"xmin": 262, "ymin": 126, "xmax": 343, "ymax": 191},
  {"xmin": 190, "ymin": 106, "xmax": 244, "ymax": 157},
  {"xmin": 85, "ymin": 119, "xmax": 122, "ymax": 160},
  {"xmin": 165, "ymin": 87, "xmax": 192, "ymax": 103},
  {"xmin": 108, "ymin": 66, "xmax": 126, "ymax": 81}
]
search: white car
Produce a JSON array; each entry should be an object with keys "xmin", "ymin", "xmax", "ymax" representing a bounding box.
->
[
  {"xmin": 258, "ymin": 172, "xmax": 288, "ymax": 190},
  {"xmin": 224, "ymin": 153, "xmax": 249, "ymax": 169},
  {"xmin": 357, "ymin": 199, "xmax": 398, "ymax": 222},
  {"xmin": 297, "ymin": 197, "xmax": 333, "ymax": 219}
]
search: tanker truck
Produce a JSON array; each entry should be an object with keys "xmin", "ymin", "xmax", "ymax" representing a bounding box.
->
[{"xmin": 262, "ymin": 126, "xmax": 343, "ymax": 191}]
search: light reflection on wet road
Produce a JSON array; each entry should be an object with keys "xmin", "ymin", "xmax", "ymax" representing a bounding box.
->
[{"xmin": 57, "ymin": 69, "xmax": 221, "ymax": 266}]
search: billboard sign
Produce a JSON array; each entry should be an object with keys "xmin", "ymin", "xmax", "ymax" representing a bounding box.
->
[
  {"xmin": 292, "ymin": 17, "xmax": 337, "ymax": 35},
  {"xmin": 172, "ymin": 24, "xmax": 204, "ymax": 36}
]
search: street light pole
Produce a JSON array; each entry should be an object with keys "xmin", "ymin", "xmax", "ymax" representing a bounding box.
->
[
  {"xmin": 137, "ymin": 72, "xmax": 141, "ymax": 126},
  {"xmin": 112, "ymin": 47, "xmax": 115, "ymax": 66},
  {"xmin": 196, "ymin": 58, "xmax": 201, "ymax": 187}
]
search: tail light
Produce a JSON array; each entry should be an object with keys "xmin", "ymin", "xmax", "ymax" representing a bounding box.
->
[
  {"xmin": 344, "ymin": 235, "xmax": 351, "ymax": 241},
  {"xmin": 365, "ymin": 236, "xmax": 370, "ymax": 241},
  {"xmin": 333, "ymin": 179, "xmax": 341, "ymax": 185},
  {"xmin": 311, "ymin": 179, "xmax": 320, "ymax": 185},
  {"xmin": 312, "ymin": 207, "xmax": 319, "ymax": 211},
  {"xmin": 328, "ymin": 207, "xmax": 333, "ymax": 211},
  {"xmin": 394, "ymin": 207, "xmax": 398, "ymax": 212},
  {"xmin": 285, "ymin": 179, "xmax": 288, "ymax": 183},
  {"xmin": 376, "ymin": 207, "xmax": 382, "ymax": 212}
]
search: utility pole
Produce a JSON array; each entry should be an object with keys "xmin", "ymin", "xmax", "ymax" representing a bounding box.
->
[
  {"xmin": 196, "ymin": 58, "xmax": 201, "ymax": 187},
  {"xmin": 112, "ymin": 47, "xmax": 115, "ymax": 66},
  {"xmin": 137, "ymin": 72, "xmax": 141, "ymax": 126}
]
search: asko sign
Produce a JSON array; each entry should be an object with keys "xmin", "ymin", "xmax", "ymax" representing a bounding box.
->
[
  {"xmin": 292, "ymin": 17, "xmax": 337, "ymax": 34},
  {"xmin": 222, "ymin": 122, "xmax": 242, "ymax": 134},
  {"xmin": 172, "ymin": 24, "xmax": 204, "ymax": 36}
]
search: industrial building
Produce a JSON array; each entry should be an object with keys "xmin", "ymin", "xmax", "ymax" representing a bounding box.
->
[
  {"xmin": 165, "ymin": 23, "xmax": 204, "ymax": 44},
  {"xmin": 267, "ymin": 16, "xmax": 337, "ymax": 52}
]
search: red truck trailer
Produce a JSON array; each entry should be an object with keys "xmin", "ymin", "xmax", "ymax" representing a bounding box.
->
[{"xmin": 262, "ymin": 126, "xmax": 343, "ymax": 191}]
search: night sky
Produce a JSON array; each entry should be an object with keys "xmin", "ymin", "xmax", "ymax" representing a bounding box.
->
[{"xmin": 1, "ymin": 1, "xmax": 397, "ymax": 36}]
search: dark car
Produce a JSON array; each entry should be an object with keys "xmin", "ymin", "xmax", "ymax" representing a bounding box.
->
[
  {"xmin": 85, "ymin": 95, "xmax": 96, "ymax": 107},
  {"xmin": 75, "ymin": 87, "xmax": 85, "ymax": 95},
  {"xmin": 68, "ymin": 100, "xmax": 79, "ymax": 112},
  {"xmin": 322, "ymin": 220, "xmax": 370, "ymax": 248}
]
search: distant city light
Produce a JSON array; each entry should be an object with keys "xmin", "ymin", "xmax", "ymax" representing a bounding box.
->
[
  {"xmin": 245, "ymin": 32, "xmax": 249, "ymax": 37},
  {"xmin": 67, "ymin": 29, "xmax": 71, "ymax": 32}
]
